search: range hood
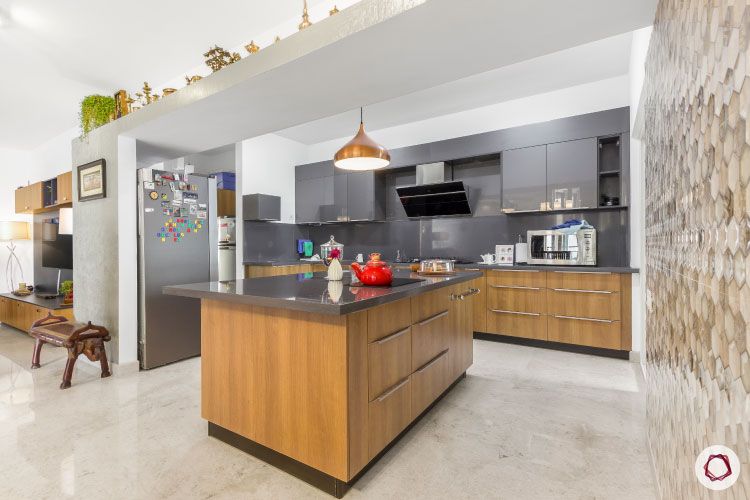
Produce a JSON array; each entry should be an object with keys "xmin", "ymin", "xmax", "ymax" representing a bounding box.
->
[{"xmin": 396, "ymin": 162, "xmax": 471, "ymax": 218}]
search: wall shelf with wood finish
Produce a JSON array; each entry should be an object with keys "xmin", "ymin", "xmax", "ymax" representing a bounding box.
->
[{"xmin": 14, "ymin": 170, "xmax": 73, "ymax": 215}]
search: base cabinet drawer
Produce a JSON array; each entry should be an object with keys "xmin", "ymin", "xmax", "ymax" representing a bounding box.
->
[
  {"xmin": 486, "ymin": 309, "xmax": 547, "ymax": 340},
  {"xmin": 411, "ymin": 310, "xmax": 450, "ymax": 370},
  {"xmin": 368, "ymin": 327, "xmax": 412, "ymax": 401},
  {"xmin": 487, "ymin": 286, "xmax": 545, "ymax": 314},
  {"xmin": 547, "ymin": 271, "xmax": 620, "ymax": 292},
  {"xmin": 368, "ymin": 377, "xmax": 411, "ymax": 459},
  {"xmin": 411, "ymin": 289, "xmax": 450, "ymax": 324},
  {"xmin": 547, "ymin": 289, "xmax": 620, "ymax": 320},
  {"xmin": 411, "ymin": 350, "xmax": 450, "ymax": 419},
  {"xmin": 486, "ymin": 269, "xmax": 546, "ymax": 288},
  {"xmin": 547, "ymin": 315, "xmax": 621, "ymax": 349}
]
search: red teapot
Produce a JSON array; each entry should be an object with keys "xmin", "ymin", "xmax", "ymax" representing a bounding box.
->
[{"xmin": 350, "ymin": 253, "xmax": 393, "ymax": 286}]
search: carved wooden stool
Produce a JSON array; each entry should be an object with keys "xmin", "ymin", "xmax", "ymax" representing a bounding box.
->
[{"xmin": 29, "ymin": 314, "xmax": 111, "ymax": 389}]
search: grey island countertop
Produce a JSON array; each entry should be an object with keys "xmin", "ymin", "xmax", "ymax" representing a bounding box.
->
[{"xmin": 164, "ymin": 269, "xmax": 482, "ymax": 315}]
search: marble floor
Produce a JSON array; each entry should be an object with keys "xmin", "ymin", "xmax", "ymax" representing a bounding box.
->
[{"xmin": 0, "ymin": 325, "xmax": 656, "ymax": 499}]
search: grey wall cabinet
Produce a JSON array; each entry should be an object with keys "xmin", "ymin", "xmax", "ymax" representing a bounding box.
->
[
  {"xmin": 295, "ymin": 161, "xmax": 334, "ymax": 224},
  {"xmin": 501, "ymin": 145, "xmax": 547, "ymax": 212},
  {"xmin": 347, "ymin": 171, "xmax": 385, "ymax": 222},
  {"xmin": 321, "ymin": 170, "xmax": 349, "ymax": 222},
  {"xmin": 546, "ymin": 138, "xmax": 597, "ymax": 209}
]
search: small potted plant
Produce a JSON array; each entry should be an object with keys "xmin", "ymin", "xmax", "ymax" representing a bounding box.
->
[
  {"xmin": 60, "ymin": 280, "xmax": 74, "ymax": 305},
  {"xmin": 326, "ymin": 248, "xmax": 343, "ymax": 281}
]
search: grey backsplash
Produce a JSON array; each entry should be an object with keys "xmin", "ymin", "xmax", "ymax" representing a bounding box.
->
[{"xmin": 245, "ymin": 209, "xmax": 629, "ymax": 266}]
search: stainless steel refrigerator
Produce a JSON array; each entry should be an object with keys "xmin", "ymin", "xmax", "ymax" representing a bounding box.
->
[{"xmin": 137, "ymin": 168, "xmax": 217, "ymax": 369}]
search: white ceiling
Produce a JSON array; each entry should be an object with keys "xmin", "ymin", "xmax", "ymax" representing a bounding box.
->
[
  {"xmin": 0, "ymin": 0, "xmax": 333, "ymax": 149},
  {"xmin": 275, "ymin": 32, "xmax": 634, "ymax": 145}
]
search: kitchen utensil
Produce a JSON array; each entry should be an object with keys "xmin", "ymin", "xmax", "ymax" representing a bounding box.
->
[
  {"xmin": 320, "ymin": 235, "xmax": 344, "ymax": 260},
  {"xmin": 350, "ymin": 253, "xmax": 393, "ymax": 286},
  {"xmin": 514, "ymin": 236, "xmax": 528, "ymax": 264},
  {"xmin": 418, "ymin": 259, "xmax": 455, "ymax": 275}
]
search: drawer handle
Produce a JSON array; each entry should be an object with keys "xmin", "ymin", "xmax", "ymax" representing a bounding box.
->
[
  {"xmin": 491, "ymin": 269, "xmax": 540, "ymax": 273},
  {"xmin": 463, "ymin": 288, "xmax": 480, "ymax": 296},
  {"xmin": 376, "ymin": 377, "xmax": 410, "ymax": 402},
  {"xmin": 374, "ymin": 326, "xmax": 409, "ymax": 345},
  {"xmin": 415, "ymin": 349, "xmax": 449, "ymax": 373},
  {"xmin": 553, "ymin": 271, "xmax": 612, "ymax": 275},
  {"xmin": 490, "ymin": 309, "xmax": 540, "ymax": 317},
  {"xmin": 552, "ymin": 288, "xmax": 613, "ymax": 294},
  {"xmin": 417, "ymin": 310, "xmax": 449, "ymax": 326},
  {"xmin": 554, "ymin": 315, "xmax": 613, "ymax": 323},
  {"xmin": 490, "ymin": 284, "xmax": 541, "ymax": 290}
]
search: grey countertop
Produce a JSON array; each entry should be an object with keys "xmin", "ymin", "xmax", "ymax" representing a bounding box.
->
[
  {"xmin": 243, "ymin": 259, "xmax": 639, "ymax": 274},
  {"xmin": 454, "ymin": 263, "xmax": 640, "ymax": 273},
  {"xmin": 0, "ymin": 292, "xmax": 74, "ymax": 309},
  {"xmin": 164, "ymin": 270, "xmax": 481, "ymax": 315}
]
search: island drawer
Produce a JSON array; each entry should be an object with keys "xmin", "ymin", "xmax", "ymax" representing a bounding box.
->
[
  {"xmin": 547, "ymin": 315, "xmax": 621, "ymax": 349},
  {"xmin": 547, "ymin": 289, "xmax": 620, "ymax": 321},
  {"xmin": 486, "ymin": 269, "xmax": 546, "ymax": 288},
  {"xmin": 486, "ymin": 308, "xmax": 547, "ymax": 341},
  {"xmin": 411, "ymin": 288, "xmax": 450, "ymax": 324},
  {"xmin": 367, "ymin": 298, "xmax": 412, "ymax": 342},
  {"xmin": 368, "ymin": 377, "xmax": 412, "ymax": 460},
  {"xmin": 368, "ymin": 327, "xmax": 412, "ymax": 401},
  {"xmin": 411, "ymin": 309, "xmax": 450, "ymax": 370},
  {"xmin": 411, "ymin": 349, "xmax": 449, "ymax": 419},
  {"xmin": 546, "ymin": 271, "xmax": 620, "ymax": 292},
  {"xmin": 486, "ymin": 285, "xmax": 545, "ymax": 314}
]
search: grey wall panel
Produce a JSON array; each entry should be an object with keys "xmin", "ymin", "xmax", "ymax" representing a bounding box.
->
[
  {"xmin": 307, "ymin": 220, "xmax": 420, "ymax": 263},
  {"xmin": 243, "ymin": 221, "xmax": 309, "ymax": 262}
]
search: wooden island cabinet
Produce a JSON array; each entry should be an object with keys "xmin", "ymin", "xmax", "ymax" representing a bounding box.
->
[{"xmin": 164, "ymin": 271, "xmax": 479, "ymax": 497}]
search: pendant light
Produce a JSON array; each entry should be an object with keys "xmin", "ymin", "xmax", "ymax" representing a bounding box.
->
[{"xmin": 334, "ymin": 108, "xmax": 390, "ymax": 171}]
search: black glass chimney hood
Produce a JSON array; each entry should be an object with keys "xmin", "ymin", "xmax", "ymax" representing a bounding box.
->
[{"xmin": 396, "ymin": 181, "xmax": 472, "ymax": 218}]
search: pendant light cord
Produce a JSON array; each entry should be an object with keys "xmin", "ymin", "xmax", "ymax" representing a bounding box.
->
[{"xmin": 360, "ymin": 107, "xmax": 363, "ymax": 124}]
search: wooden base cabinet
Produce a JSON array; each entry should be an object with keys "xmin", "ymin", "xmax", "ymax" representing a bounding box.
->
[
  {"xmin": 0, "ymin": 296, "xmax": 74, "ymax": 333},
  {"xmin": 244, "ymin": 263, "xmax": 326, "ymax": 278},
  {"xmin": 473, "ymin": 270, "xmax": 632, "ymax": 352}
]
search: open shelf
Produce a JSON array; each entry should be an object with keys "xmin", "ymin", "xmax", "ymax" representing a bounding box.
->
[{"xmin": 502, "ymin": 205, "xmax": 628, "ymax": 215}]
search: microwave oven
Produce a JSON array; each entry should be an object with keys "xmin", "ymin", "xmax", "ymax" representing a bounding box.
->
[{"xmin": 526, "ymin": 228, "xmax": 596, "ymax": 266}]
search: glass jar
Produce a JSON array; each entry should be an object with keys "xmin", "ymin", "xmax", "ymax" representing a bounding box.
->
[{"xmin": 320, "ymin": 235, "xmax": 344, "ymax": 260}]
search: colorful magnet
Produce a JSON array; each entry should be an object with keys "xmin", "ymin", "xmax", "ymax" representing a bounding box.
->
[
  {"xmin": 161, "ymin": 193, "xmax": 168, "ymax": 201},
  {"xmin": 144, "ymin": 181, "xmax": 155, "ymax": 190},
  {"xmin": 149, "ymin": 190, "xmax": 159, "ymax": 200}
]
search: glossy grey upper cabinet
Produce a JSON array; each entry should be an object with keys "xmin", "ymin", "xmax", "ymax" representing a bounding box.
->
[
  {"xmin": 295, "ymin": 161, "xmax": 333, "ymax": 224},
  {"xmin": 501, "ymin": 145, "xmax": 547, "ymax": 212},
  {"xmin": 321, "ymin": 169, "xmax": 349, "ymax": 223},
  {"xmin": 347, "ymin": 171, "xmax": 385, "ymax": 222},
  {"xmin": 546, "ymin": 138, "xmax": 597, "ymax": 210}
]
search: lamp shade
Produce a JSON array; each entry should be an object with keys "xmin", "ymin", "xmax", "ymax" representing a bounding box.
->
[
  {"xmin": 0, "ymin": 221, "xmax": 29, "ymax": 241},
  {"xmin": 59, "ymin": 208, "xmax": 73, "ymax": 235},
  {"xmin": 334, "ymin": 108, "xmax": 390, "ymax": 171}
]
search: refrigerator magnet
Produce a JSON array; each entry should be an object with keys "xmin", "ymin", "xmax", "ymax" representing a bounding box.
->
[
  {"xmin": 149, "ymin": 190, "xmax": 159, "ymax": 200},
  {"xmin": 145, "ymin": 207, "xmax": 154, "ymax": 213},
  {"xmin": 198, "ymin": 203, "xmax": 206, "ymax": 209},
  {"xmin": 197, "ymin": 210, "xmax": 207, "ymax": 219},
  {"xmin": 161, "ymin": 193, "xmax": 168, "ymax": 201},
  {"xmin": 189, "ymin": 205, "xmax": 198, "ymax": 214},
  {"xmin": 144, "ymin": 181, "xmax": 155, "ymax": 190}
]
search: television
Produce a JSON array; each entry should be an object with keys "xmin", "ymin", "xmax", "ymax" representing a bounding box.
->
[{"xmin": 42, "ymin": 233, "xmax": 73, "ymax": 270}]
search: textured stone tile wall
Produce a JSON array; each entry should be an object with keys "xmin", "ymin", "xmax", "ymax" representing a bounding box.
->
[{"xmin": 642, "ymin": 0, "xmax": 750, "ymax": 498}]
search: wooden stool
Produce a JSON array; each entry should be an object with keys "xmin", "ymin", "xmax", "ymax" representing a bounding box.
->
[{"xmin": 29, "ymin": 313, "xmax": 111, "ymax": 389}]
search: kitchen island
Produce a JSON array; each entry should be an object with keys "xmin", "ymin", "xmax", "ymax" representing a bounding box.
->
[{"xmin": 164, "ymin": 270, "xmax": 481, "ymax": 497}]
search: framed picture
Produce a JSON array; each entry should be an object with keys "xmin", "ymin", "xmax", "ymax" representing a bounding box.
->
[{"xmin": 77, "ymin": 159, "xmax": 106, "ymax": 202}]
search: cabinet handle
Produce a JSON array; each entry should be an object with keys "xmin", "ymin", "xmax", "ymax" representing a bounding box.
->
[
  {"xmin": 462, "ymin": 288, "xmax": 480, "ymax": 296},
  {"xmin": 553, "ymin": 271, "xmax": 612, "ymax": 275},
  {"xmin": 376, "ymin": 377, "xmax": 410, "ymax": 402},
  {"xmin": 554, "ymin": 315, "xmax": 613, "ymax": 323},
  {"xmin": 348, "ymin": 218, "xmax": 370, "ymax": 222},
  {"xmin": 490, "ymin": 269, "xmax": 540, "ymax": 273},
  {"xmin": 490, "ymin": 284, "xmax": 541, "ymax": 290},
  {"xmin": 552, "ymin": 288, "xmax": 613, "ymax": 294},
  {"xmin": 374, "ymin": 327, "xmax": 409, "ymax": 345},
  {"xmin": 490, "ymin": 309, "xmax": 540, "ymax": 317},
  {"xmin": 417, "ymin": 310, "xmax": 448, "ymax": 326},
  {"xmin": 415, "ymin": 349, "xmax": 449, "ymax": 373}
]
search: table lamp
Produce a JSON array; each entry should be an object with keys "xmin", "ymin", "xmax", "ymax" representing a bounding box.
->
[{"xmin": 0, "ymin": 221, "xmax": 30, "ymax": 292}]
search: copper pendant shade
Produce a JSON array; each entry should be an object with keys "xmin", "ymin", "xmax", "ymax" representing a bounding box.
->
[{"xmin": 334, "ymin": 108, "xmax": 390, "ymax": 171}]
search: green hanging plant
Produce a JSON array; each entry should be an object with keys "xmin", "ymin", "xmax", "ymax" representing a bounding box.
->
[{"xmin": 79, "ymin": 95, "xmax": 116, "ymax": 137}]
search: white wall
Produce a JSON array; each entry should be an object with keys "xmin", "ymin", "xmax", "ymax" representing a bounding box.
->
[
  {"xmin": 0, "ymin": 148, "xmax": 34, "ymax": 293},
  {"xmin": 306, "ymin": 75, "xmax": 631, "ymax": 163},
  {"xmin": 240, "ymin": 134, "xmax": 307, "ymax": 224},
  {"xmin": 628, "ymin": 26, "xmax": 653, "ymax": 359}
]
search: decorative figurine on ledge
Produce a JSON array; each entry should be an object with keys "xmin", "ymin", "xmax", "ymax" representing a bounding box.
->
[
  {"xmin": 245, "ymin": 40, "xmax": 260, "ymax": 54},
  {"xmin": 298, "ymin": 0, "xmax": 313, "ymax": 30},
  {"xmin": 185, "ymin": 75, "xmax": 203, "ymax": 86},
  {"xmin": 204, "ymin": 45, "xmax": 241, "ymax": 73},
  {"xmin": 329, "ymin": 5, "xmax": 339, "ymax": 16}
]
